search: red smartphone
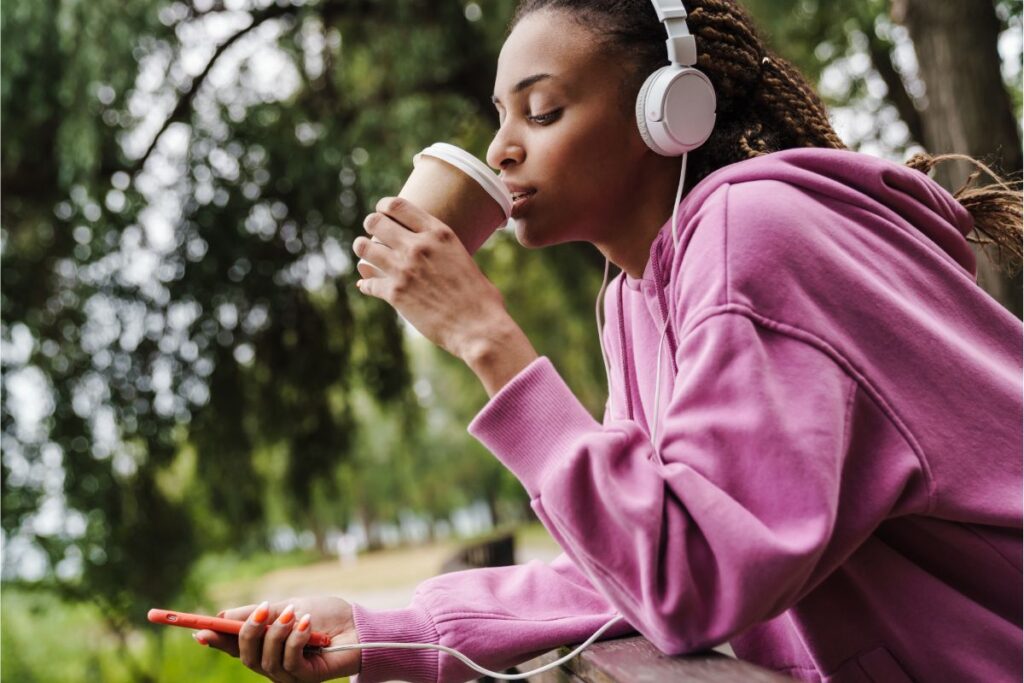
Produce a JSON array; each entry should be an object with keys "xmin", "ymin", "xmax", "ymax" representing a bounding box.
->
[{"xmin": 148, "ymin": 608, "xmax": 333, "ymax": 648}]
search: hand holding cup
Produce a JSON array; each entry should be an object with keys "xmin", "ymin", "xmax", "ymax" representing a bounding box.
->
[{"xmin": 356, "ymin": 142, "xmax": 512, "ymax": 280}]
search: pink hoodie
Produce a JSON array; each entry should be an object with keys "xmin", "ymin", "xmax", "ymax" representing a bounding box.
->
[{"xmin": 351, "ymin": 148, "xmax": 1023, "ymax": 683}]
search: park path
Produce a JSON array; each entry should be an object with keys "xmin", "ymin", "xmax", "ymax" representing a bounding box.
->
[{"xmin": 209, "ymin": 538, "xmax": 562, "ymax": 611}]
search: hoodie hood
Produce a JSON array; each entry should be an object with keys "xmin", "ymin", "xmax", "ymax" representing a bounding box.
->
[{"xmin": 642, "ymin": 148, "xmax": 977, "ymax": 284}]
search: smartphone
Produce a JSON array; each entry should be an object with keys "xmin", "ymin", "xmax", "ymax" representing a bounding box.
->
[{"xmin": 148, "ymin": 608, "xmax": 333, "ymax": 648}]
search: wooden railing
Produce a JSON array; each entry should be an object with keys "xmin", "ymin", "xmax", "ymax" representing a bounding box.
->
[
  {"xmin": 513, "ymin": 636, "xmax": 797, "ymax": 682},
  {"xmin": 442, "ymin": 530, "xmax": 797, "ymax": 682}
]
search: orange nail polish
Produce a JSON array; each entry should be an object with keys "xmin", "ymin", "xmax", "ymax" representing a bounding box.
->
[
  {"xmin": 193, "ymin": 633, "xmax": 208, "ymax": 646},
  {"xmin": 296, "ymin": 614, "xmax": 311, "ymax": 632},
  {"xmin": 277, "ymin": 605, "xmax": 295, "ymax": 625},
  {"xmin": 252, "ymin": 602, "xmax": 269, "ymax": 624}
]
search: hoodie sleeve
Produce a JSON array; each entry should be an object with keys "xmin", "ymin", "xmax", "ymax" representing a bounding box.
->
[
  {"xmin": 467, "ymin": 310, "xmax": 924, "ymax": 654},
  {"xmin": 351, "ymin": 552, "xmax": 635, "ymax": 683}
]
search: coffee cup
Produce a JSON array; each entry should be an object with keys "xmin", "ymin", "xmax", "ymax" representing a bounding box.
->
[{"xmin": 358, "ymin": 143, "xmax": 512, "ymax": 277}]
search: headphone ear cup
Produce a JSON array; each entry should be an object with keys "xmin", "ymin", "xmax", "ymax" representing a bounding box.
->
[
  {"xmin": 663, "ymin": 67, "xmax": 716, "ymax": 153},
  {"xmin": 635, "ymin": 70, "xmax": 660, "ymax": 154},
  {"xmin": 636, "ymin": 65, "xmax": 717, "ymax": 157}
]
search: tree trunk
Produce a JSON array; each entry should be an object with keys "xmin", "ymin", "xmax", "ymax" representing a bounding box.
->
[
  {"xmin": 360, "ymin": 508, "xmax": 384, "ymax": 552},
  {"xmin": 892, "ymin": 0, "xmax": 1023, "ymax": 317},
  {"xmin": 484, "ymin": 491, "xmax": 500, "ymax": 530}
]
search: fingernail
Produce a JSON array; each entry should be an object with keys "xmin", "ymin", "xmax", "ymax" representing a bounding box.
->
[
  {"xmin": 251, "ymin": 601, "xmax": 269, "ymax": 624},
  {"xmin": 193, "ymin": 632, "xmax": 208, "ymax": 646},
  {"xmin": 277, "ymin": 604, "xmax": 295, "ymax": 625},
  {"xmin": 296, "ymin": 614, "xmax": 311, "ymax": 633}
]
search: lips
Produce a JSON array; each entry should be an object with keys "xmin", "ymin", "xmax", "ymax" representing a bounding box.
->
[{"xmin": 510, "ymin": 190, "xmax": 536, "ymax": 218}]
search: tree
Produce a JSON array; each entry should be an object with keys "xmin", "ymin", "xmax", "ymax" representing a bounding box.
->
[
  {"xmin": 745, "ymin": 0, "xmax": 1023, "ymax": 316},
  {"xmin": 891, "ymin": 0, "xmax": 1023, "ymax": 315}
]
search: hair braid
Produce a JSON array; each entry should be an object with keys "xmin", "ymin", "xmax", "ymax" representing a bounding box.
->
[
  {"xmin": 906, "ymin": 153, "xmax": 1023, "ymax": 274},
  {"xmin": 758, "ymin": 57, "xmax": 846, "ymax": 150}
]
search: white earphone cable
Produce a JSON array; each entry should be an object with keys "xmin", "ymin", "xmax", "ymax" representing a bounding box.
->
[
  {"xmin": 595, "ymin": 257, "xmax": 614, "ymax": 401},
  {"xmin": 650, "ymin": 152, "xmax": 687, "ymax": 448},
  {"xmin": 318, "ymin": 614, "xmax": 624, "ymax": 680}
]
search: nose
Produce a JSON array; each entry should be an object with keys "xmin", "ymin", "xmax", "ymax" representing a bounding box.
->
[{"xmin": 486, "ymin": 125, "xmax": 524, "ymax": 172}]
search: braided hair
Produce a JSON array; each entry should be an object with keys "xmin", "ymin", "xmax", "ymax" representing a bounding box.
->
[{"xmin": 506, "ymin": 0, "xmax": 1022, "ymax": 273}]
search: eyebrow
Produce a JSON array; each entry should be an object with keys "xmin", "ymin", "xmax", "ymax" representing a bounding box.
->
[{"xmin": 491, "ymin": 73, "xmax": 554, "ymax": 105}]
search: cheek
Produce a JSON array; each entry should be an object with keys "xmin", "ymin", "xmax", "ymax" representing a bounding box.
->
[{"xmin": 552, "ymin": 122, "xmax": 634, "ymax": 199}]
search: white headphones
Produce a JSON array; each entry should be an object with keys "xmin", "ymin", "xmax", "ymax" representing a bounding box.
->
[{"xmin": 635, "ymin": 0, "xmax": 717, "ymax": 157}]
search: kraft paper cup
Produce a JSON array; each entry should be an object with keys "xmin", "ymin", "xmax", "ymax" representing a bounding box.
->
[{"xmin": 357, "ymin": 143, "xmax": 512, "ymax": 278}]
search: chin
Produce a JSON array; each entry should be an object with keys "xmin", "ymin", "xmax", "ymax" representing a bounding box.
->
[
  {"xmin": 514, "ymin": 221, "xmax": 542, "ymax": 248},
  {"xmin": 514, "ymin": 220, "xmax": 563, "ymax": 249}
]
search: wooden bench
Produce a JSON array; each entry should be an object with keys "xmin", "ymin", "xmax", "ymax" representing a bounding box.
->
[{"xmin": 440, "ymin": 529, "xmax": 516, "ymax": 573}]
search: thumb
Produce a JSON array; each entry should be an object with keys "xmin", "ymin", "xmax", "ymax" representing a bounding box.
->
[{"xmin": 194, "ymin": 629, "xmax": 240, "ymax": 657}]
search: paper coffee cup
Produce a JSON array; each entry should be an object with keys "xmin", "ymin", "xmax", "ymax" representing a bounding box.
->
[
  {"xmin": 357, "ymin": 143, "xmax": 511, "ymax": 278},
  {"xmin": 406, "ymin": 143, "xmax": 512, "ymax": 253}
]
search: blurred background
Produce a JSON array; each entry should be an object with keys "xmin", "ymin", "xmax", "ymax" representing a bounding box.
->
[{"xmin": 2, "ymin": 0, "xmax": 1021, "ymax": 680}]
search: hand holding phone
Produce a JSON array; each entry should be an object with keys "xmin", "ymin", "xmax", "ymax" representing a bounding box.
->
[{"xmin": 151, "ymin": 597, "xmax": 361, "ymax": 681}]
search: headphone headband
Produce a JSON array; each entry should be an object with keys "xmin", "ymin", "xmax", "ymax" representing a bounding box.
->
[{"xmin": 649, "ymin": 0, "xmax": 697, "ymax": 66}]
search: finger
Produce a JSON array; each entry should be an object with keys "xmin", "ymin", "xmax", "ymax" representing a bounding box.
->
[
  {"xmin": 262, "ymin": 603, "xmax": 299, "ymax": 679},
  {"xmin": 238, "ymin": 600, "xmax": 270, "ymax": 673},
  {"xmin": 353, "ymin": 236, "xmax": 399, "ymax": 274},
  {"xmin": 355, "ymin": 277, "xmax": 391, "ymax": 302},
  {"xmin": 283, "ymin": 613, "xmax": 314, "ymax": 674},
  {"xmin": 357, "ymin": 258, "xmax": 385, "ymax": 279},
  {"xmin": 217, "ymin": 604, "xmax": 258, "ymax": 621},
  {"xmin": 363, "ymin": 211, "xmax": 415, "ymax": 248},
  {"xmin": 195, "ymin": 629, "xmax": 240, "ymax": 657},
  {"xmin": 374, "ymin": 196, "xmax": 435, "ymax": 233}
]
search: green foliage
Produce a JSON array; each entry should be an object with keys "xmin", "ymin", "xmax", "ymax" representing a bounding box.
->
[{"xmin": 1, "ymin": 0, "xmax": 595, "ymax": 639}]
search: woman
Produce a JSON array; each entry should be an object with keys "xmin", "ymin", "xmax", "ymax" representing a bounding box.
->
[{"xmin": 197, "ymin": 1, "xmax": 1023, "ymax": 681}]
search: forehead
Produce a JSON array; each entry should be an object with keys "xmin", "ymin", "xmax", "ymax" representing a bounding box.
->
[{"xmin": 492, "ymin": 10, "xmax": 602, "ymax": 101}]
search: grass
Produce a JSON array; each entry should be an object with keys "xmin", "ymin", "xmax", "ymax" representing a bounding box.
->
[
  {"xmin": 190, "ymin": 547, "xmax": 326, "ymax": 585},
  {"xmin": 205, "ymin": 539, "xmax": 461, "ymax": 610},
  {"xmin": 1, "ymin": 523, "xmax": 561, "ymax": 682},
  {"xmin": 1, "ymin": 587, "xmax": 285, "ymax": 682}
]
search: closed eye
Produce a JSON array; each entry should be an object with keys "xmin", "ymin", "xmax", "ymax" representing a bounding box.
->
[
  {"xmin": 528, "ymin": 110, "xmax": 561, "ymax": 125},
  {"xmin": 495, "ymin": 108, "xmax": 562, "ymax": 128}
]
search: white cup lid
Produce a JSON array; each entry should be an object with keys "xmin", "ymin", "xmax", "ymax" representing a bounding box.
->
[{"xmin": 413, "ymin": 142, "xmax": 512, "ymax": 219}]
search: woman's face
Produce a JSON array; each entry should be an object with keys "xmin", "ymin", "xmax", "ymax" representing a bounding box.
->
[{"xmin": 486, "ymin": 10, "xmax": 655, "ymax": 249}]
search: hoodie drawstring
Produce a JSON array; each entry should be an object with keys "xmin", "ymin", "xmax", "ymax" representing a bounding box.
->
[
  {"xmin": 650, "ymin": 235, "xmax": 679, "ymax": 373},
  {"xmin": 616, "ymin": 275, "xmax": 636, "ymax": 421}
]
